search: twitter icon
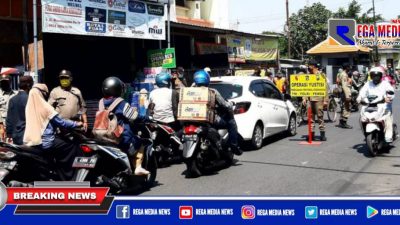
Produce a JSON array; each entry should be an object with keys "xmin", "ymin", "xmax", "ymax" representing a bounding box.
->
[{"xmin": 305, "ymin": 206, "xmax": 318, "ymax": 219}]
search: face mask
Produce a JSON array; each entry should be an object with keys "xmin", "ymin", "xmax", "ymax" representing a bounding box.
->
[
  {"xmin": 60, "ymin": 79, "xmax": 71, "ymax": 88},
  {"xmin": 372, "ymin": 76, "xmax": 381, "ymax": 85},
  {"xmin": 0, "ymin": 81, "xmax": 10, "ymax": 91}
]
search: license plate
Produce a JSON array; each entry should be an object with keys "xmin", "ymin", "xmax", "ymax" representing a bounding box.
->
[
  {"xmin": 0, "ymin": 161, "xmax": 16, "ymax": 170},
  {"xmin": 184, "ymin": 134, "xmax": 198, "ymax": 141},
  {"xmin": 72, "ymin": 157, "xmax": 97, "ymax": 168}
]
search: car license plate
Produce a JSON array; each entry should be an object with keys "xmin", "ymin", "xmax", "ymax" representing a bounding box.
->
[
  {"xmin": 184, "ymin": 134, "xmax": 197, "ymax": 141},
  {"xmin": 0, "ymin": 160, "xmax": 16, "ymax": 170},
  {"xmin": 72, "ymin": 157, "xmax": 97, "ymax": 168}
]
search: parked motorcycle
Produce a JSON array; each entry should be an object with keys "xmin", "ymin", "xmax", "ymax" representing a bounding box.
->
[
  {"xmin": 73, "ymin": 123, "xmax": 157, "ymax": 194},
  {"xmin": 146, "ymin": 121, "xmax": 182, "ymax": 167},
  {"xmin": 182, "ymin": 122, "xmax": 234, "ymax": 178},
  {"xmin": 359, "ymin": 92, "xmax": 398, "ymax": 157}
]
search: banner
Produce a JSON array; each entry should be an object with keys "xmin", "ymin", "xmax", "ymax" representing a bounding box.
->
[
  {"xmin": 226, "ymin": 35, "xmax": 278, "ymax": 62},
  {"xmin": 290, "ymin": 74, "xmax": 327, "ymax": 97},
  {"xmin": 42, "ymin": 0, "xmax": 166, "ymax": 40},
  {"xmin": 196, "ymin": 42, "xmax": 228, "ymax": 55},
  {"xmin": 147, "ymin": 48, "xmax": 176, "ymax": 68}
]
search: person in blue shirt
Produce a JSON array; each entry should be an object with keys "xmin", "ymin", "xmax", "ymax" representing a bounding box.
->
[
  {"xmin": 23, "ymin": 83, "xmax": 82, "ymax": 181},
  {"xmin": 99, "ymin": 77, "xmax": 149, "ymax": 176}
]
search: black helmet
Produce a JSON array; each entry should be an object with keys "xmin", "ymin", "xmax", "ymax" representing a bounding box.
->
[
  {"xmin": 59, "ymin": 69, "xmax": 73, "ymax": 78},
  {"xmin": 102, "ymin": 77, "xmax": 124, "ymax": 97}
]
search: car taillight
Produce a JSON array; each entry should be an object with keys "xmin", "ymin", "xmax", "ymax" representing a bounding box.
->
[
  {"xmin": 184, "ymin": 125, "xmax": 199, "ymax": 135},
  {"xmin": 234, "ymin": 102, "xmax": 251, "ymax": 114},
  {"xmin": 80, "ymin": 145, "xmax": 93, "ymax": 153}
]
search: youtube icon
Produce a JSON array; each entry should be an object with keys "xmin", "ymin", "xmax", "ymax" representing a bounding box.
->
[{"xmin": 179, "ymin": 206, "xmax": 193, "ymax": 220}]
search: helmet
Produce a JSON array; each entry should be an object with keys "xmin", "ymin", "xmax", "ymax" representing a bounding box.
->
[
  {"xmin": 155, "ymin": 72, "xmax": 172, "ymax": 88},
  {"xmin": 193, "ymin": 70, "xmax": 210, "ymax": 87},
  {"xmin": 59, "ymin": 70, "xmax": 72, "ymax": 78},
  {"xmin": 102, "ymin": 77, "xmax": 124, "ymax": 97},
  {"xmin": 204, "ymin": 67, "xmax": 211, "ymax": 74},
  {"xmin": 369, "ymin": 67, "xmax": 384, "ymax": 85}
]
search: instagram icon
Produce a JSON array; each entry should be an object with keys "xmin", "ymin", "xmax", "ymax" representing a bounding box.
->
[{"xmin": 241, "ymin": 205, "xmax": 256, "ymax": 219}]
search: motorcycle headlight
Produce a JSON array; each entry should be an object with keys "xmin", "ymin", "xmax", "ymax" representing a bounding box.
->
[{"xmin": 0, "ymin": 151, "xmax": 16, "ymax": 160}]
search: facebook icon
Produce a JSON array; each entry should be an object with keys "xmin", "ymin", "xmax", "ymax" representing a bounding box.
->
[{"xmin": 116, "ymin": 205, "xmax": 130, "ymax": 219}]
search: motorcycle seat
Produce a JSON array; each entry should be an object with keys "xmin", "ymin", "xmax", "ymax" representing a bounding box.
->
[{"xmin": 14, "ymin": 145, "xmax": 47, "ymax": 156}]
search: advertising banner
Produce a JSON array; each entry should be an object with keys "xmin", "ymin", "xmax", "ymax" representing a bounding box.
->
[
  {"xmin": 290, "ymin": 74, "xmax": 327, "ymax": 97},
  {"xmin": 42, "ymin": 0, "xmax": 166, "ymax": 40},
  {"xmin": 147, "ymin": 48, "xmax": 176, "ymax": 68},
  {"xmin": 226, "ymin": 35, "xmax": 278, "ymax": 63},
  {"xmin": 196, "ymin": 42, "xmax": 228, "ymax": 55}
]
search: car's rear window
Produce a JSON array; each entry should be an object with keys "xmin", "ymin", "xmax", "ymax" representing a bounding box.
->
[{"xmin": 209, "ymin": 83, "xmax": 243, "ymax": 99}]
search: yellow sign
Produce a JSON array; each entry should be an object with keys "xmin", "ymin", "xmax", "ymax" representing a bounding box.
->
[{"xmin": 290, "ymin": 74, "xmax": 327, "ymax": 97}]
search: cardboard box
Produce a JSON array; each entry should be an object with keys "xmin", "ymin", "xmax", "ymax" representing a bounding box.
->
[
  {"xmin": 177, "ymin": 102, "xmax": 215, "ymax": 123},
  {"xmin": 179, "ymin": 87, "xmax": 215, "ymax": 107}
]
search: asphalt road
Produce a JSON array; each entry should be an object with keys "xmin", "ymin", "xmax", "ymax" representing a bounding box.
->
[{"xmin": 143, "ymin": 91, "xmax": 400, "ymax": 196}]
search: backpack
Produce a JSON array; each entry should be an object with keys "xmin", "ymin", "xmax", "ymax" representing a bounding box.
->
[{"xmin": 92, "ymin": 97, "xmax": 124, "ymax": 144}]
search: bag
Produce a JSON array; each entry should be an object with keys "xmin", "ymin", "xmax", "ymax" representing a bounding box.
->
[{"xmin": 92, "ymin": 97, "xmax": 124, "ymax": 144}]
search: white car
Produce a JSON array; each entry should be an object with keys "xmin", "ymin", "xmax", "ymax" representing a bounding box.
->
[{"xmin": 210, "ymin": 76, "xmax": 297, "ymax": 149}]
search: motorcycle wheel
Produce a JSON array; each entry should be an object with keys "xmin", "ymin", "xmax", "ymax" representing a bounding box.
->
[
  {"xmin": 327, "ymin": 98, "xmax": 338, "ymax": 122},
  {"xmin": 185, "ymin": 159, "xmax": 201, "ymax": 178},
  {"xmin": 144, "ymin": 153, "xmax": 158, "ymax": 188},
  {"xmin": 366, "ymin": 132, "xmax": 380, "ymax": 157}
]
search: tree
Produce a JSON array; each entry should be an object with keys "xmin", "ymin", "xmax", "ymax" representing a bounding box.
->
[
  {"xmin": 333, "ymin": 0, "xmax": 361, "ymax": 20},
  {"xmin": 285, "ymin": 3, "xmax": 332, "ymax": 59},
  {"xmin": 332, "ymin": 0, "xmax": 383, "ymax": 23}
]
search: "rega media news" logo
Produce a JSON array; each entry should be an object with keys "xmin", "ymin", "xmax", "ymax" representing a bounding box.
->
[
  {"xmin": 328, "ymin": 19, "xmax": 356, "ymax": 45},
  {"xmin": 328, "ymin": 18, "xmax": 400, "ymax": 47}
]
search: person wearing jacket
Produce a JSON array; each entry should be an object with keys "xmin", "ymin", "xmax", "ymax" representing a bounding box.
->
[
  {"xmin": 192, "ymin": 70, "xmax": 242, "ymax": 156},
  {"xmin": 23, "ymin": 83, "xmax": 83, "ymax": 181},
  {"xmin": 357, "ymin": 67, "xmax": 395, "ymax": 143},
  {"xmin": 6, "ymin": 76, "xmax": 34, "ymax": 144},
  {"xmin": 99, "ymin": 77, "xmax": 149, "ymax": 176}
]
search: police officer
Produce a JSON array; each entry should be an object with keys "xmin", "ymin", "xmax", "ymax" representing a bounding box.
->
[
  {"xmin": 338, "ymin": 63, "xmax": 353, "ymax": 129},
  {"xmin": 48, "ymin": 70, "xmax": 88, "ymax": 131},
  {"xmin": 303, "ymin": 60, "xmax": 328, "ymax": 141},
  {"xmin": 0, "ymin": 74, "xmax": 17, "ymax": 141}
]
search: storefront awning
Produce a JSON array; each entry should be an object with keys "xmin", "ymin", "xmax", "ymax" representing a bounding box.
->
[{"xmin": 307, "ymin": 38, "xmax": 371, "ymax": 55}]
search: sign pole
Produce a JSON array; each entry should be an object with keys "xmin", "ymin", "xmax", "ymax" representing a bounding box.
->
[{"xmin": 307, "ymin": 104, "xmax": 312, "ymax": 144}]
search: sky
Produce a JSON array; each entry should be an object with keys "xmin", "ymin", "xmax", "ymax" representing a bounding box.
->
[{"xmin": 229, "ymin": 0, "xmax": 399, "ymax": 34}]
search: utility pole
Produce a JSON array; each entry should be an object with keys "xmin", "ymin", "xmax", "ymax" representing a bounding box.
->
[
  {"xmin": 286, "ymin": 0, "xmax": 291, "ymax": 59},
  {"xmin": 33, "ymin": 0, "xmax": 38, "ymax": 82},
  {"xmin": 23, "ymin": 0, "xmax": 29, "ymax": 71},
  {"xmin": 372, "ymin": 0, "xmax": 379, "ymax": 64},
  {"xmin": 167, "ymin": 0, "xmax": 171, "ymax": 48}
]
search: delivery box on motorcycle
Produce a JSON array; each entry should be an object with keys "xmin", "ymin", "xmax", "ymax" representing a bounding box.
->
[{"xmin": 178, "ymin": 87, "xmax": 216, "ymax": 123}]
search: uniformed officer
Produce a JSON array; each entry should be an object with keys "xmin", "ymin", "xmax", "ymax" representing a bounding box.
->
[
  {"xmin": 303, "ymin": 60, "xmax": 329, "ymax": 141},
  {"xmin": 337, "ymin": 63, "xmax": 353, "ymax": 129},
  {"xmin": 0, "ymin": 74, "xmax": 17, "ymax": 141},
  {"xmin": 48, "ymin": 70, "xmax": 88, "ymax": 131}
]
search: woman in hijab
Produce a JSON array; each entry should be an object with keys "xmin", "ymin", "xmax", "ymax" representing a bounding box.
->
[{"xmin": 23, "ymin": 83, "xmax": 82, "ymax": 180}]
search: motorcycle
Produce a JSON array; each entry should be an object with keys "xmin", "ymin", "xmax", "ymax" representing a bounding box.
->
[
  {"xmin": 359, "ymin": 92, "xmax": 398, "ymax": 157},
  {"xmin": 0, "ymin": 130, "xmax": 85, "ymax": 187},
  {"xmin": 182, "ymin": 122, "xmax": 234, "ymax": 178},
  {"xmin": 146, "ymin": 121, "xmax": 182, "ymax": 167},
  {"xmin": 73, "ymin": 123, "xmax": 157, "ymax": 194}
]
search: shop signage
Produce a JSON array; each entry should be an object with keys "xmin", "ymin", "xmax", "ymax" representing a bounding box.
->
[{"xmin": 42, "ymin": 0, "xmax": 165, "ymax": 40}]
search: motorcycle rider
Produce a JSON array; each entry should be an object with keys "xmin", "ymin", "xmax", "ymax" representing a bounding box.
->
[
  {"xmin": 192, "ymin": 70, "xmax": 243, "ymax": 155},
  {"xmin": 99, "ymin": 77, "xmax": 150, "ymax": 175},
  {"xmin": 148, "ymin": 72, "xmax": 181, "ymax": 134},
  {"xmin": 357, "ymin": 67, "xmax": 395, "ymax": 143},
  {"xmin": 23, "ymin": 83, "xmax": 83, "ymax": 181}
]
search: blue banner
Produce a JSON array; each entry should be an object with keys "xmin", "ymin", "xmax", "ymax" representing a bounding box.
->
[{"xmin": 2, "ymin": 198, "xmax": 400, "ymax": 224}]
